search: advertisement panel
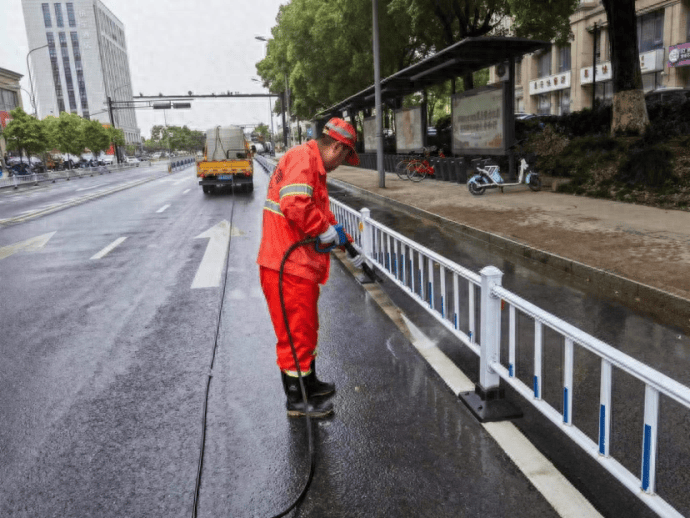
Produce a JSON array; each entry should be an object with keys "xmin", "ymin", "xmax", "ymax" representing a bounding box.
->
[
  {"xmin": 668, "ymin": 42, "xmax": 690, "ymax": 68},
  {"xmin": 452, "ymin": 83, "xmax": 509, "ymax": 156},
  {"xmin": 363, "ymin": 116, "xmax": 377, "ymax": 153},
  {"xmin": 394, "ymin": 106, "xmax": 423, "ymax": 153}
]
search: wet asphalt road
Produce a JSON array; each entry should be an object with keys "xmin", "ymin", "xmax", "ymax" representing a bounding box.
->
[{"xmin": 0, "ymin": 160, "xmax": 686, "ymax": 517}]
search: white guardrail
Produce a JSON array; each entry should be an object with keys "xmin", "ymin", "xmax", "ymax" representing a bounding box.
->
[
  {"xmin": 330, "ymin": 198, "xmax": 690, "ymax": 518},
  {"xmin": 257, "ymin": 156, "xmax": 690, "ymax": 517},
  {"xmin": 0, "ymin": 162, "xmax": 150, "ymax": 189}
]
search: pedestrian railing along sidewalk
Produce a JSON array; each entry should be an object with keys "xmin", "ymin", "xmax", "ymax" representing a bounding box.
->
[
  {"xmin": 0, "ymin": 161, "xmax": 153, "ymax": 190},
  {"xmin": 330, "ymin": 198, "xmax": 690, "ymax": 518}
]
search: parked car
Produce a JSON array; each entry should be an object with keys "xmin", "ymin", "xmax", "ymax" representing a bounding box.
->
[
  {"xmin": 125, "ymin": 156, "xmax": 140, "ymax": 166},
  {"xmin": 515, "ymin": 112, "xmax": 537, "ymax": 121},
  {"xmin": 99, "ymin": 154, "xmax": 115, "ymax": 165}
]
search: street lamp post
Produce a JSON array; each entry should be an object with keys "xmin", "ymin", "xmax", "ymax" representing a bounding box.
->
[
  {"xmin": 252, "ymin": 78, "xmax": 275, "ymax": 155},
  {"xmin": 255, "ymin": 36, "xmax": 288, "ymax": 149},
  {"xmin": 26, "ymin": 44, "xmax": 49, "ymax": 116}
]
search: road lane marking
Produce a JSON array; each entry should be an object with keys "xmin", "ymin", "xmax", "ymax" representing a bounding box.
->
[
  {"xmin": 90, "ymin": 237, "xmax": 127, "ymax": 260},
  {"xmin": 156, "ymin": 204, "xmax": 170, "ymax": 213},
  {"xmin": 183, "ymin": 188, "xmax": 190, "ymax": 194},
  {"xmin": 191, "ymin": 220, "xmax": 239, "ymax": 289},
  {"xmin": 334, "ymin": 249, "xmax": 603, "ymax": 518},
  {"xmin": 0, "ymin": 231, "xmax": 56, "ymax": 261}
]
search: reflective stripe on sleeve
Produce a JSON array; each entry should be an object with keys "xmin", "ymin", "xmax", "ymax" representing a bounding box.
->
[
  {"xmin": 263, "ymin": 199, "xmax": 284, "ymax": 217},
  {"xmin": 279, "ymin": 184, "xmax": 313, "ymax": 199}
]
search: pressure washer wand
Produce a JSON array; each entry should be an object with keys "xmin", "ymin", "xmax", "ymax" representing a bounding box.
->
[{"xmin": 343, "ymin": 242, "xmax": 383, "ymax": 284}]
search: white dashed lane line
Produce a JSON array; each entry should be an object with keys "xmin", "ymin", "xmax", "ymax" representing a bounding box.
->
[
  {"xmin": 90, "ymin": 237, "xmax": 127, "ymax": 260},
  {"xmin": 156, "ymin": 204, "xmax": 170, "ymax": 213}
]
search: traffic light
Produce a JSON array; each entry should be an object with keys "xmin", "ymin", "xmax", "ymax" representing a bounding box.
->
[
  {"xmin": 173, "ymin": 102, "xmax": 191, "ymax": 109},
  {"xmin": 153, "ymin": 102, "xmax": 171, "ymax": 109}
]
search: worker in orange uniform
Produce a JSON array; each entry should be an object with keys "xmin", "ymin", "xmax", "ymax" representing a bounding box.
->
[{"xmin": 257, "ymin": 118, "xmax": 364, "ymax": 418}]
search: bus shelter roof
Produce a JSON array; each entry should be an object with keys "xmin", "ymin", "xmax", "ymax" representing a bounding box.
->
[{"xmin": 316, "ymin": 36, "xmax": 550, "ymax": 120}]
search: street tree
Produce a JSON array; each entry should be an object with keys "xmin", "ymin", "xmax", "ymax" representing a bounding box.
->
[
  {"xmin": 3, "ymin": 107, "xmax": 49, "ymax": 164},
  {"xmin": 390, "ymin": 0, "xmax": 578, "ymax": 90},
  {"xmin": 54, "ymin": 112, "xmax": 86, "ymax": 159},
  {"xmin": 601, "ymin": 0, "xmax": 649, "ymax": 134},
  {"xmin": 256, "ymin": 0, "xmax": 422, "ymax": 119},
  {"xmin": 82, "ymin": 119, "xmax": 111, "ymax": 157}
]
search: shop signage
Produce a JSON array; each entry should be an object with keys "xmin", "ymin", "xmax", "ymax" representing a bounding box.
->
[
  {"xmin": 581, "ymin": 49, "xmax": 665, "ymax": 85},
  {"xmin": 580, "ymin": 62, "xmax": 612, "ymax": 85},
  {"xmin": 668, "ymin": 42, "xmax": 690, "ymax": 68},
  {"xmin": 529, "ymin": 71, "xmax": 571, "ymax": 95}
]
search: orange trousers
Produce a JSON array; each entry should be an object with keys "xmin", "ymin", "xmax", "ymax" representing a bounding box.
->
[{"xmin": 259, "ymin": 266, "xmax": 319, "ymax": 374}]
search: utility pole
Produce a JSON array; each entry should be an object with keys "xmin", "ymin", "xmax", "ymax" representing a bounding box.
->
[
  {"xmin": 107, "ymin": 96, "xmax": 120, "ymax": 164},
  {"xmin": 26, "ymin": 44, "xmax": 49, "ymax": 116},
  {"xmin": 373, "ymin": 0, "xmax": 385, "ymax": 188},
  {"xmin": 592, "ymin": 22, "xmax": 598, "ymax": 109}
]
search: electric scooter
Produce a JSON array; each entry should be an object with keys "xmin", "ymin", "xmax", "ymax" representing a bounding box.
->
[{"xmin": 467, "ymin": 146, "xmax": 542, "ymax": 196}]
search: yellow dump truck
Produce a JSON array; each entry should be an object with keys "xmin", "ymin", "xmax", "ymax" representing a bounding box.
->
[{"xmin": 197, "ymin": 126, "xmax": 255, "ymax": 194}]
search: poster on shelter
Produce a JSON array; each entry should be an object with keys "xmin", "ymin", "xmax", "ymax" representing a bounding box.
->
[
  {"xmin": 363, "ymin": 117, "xmax": 377, "ymax": 153},
  {"xmin": 452, "ymin": 84, "xmax": 506, "ymax": 155},
  {"xmin": 394, "ymin": 107, "xmax": 423, "ymax": 153}
]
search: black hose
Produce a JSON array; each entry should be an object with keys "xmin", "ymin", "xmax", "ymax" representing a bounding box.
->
[
  {"xmin": 190, "ymin": 233, "xmax": 317, "ymax": 518},
  {"xmin": 270, "ymin": 237, "xmax": 317, "ymax": 518}
]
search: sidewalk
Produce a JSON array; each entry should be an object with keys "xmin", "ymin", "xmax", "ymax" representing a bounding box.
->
[{"xmin": 328, "ymin": 165, "xmax": 690, "ymax": 330}]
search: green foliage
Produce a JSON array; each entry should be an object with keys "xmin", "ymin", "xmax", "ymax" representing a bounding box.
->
[
  {"xmin": 106, "ymin": 126, "xmax": 125, "ymax": 148},
  {"xmin": 146, "ymin": 124, "xmax": 204, "ymax": 152},
  {"xmin": 3, "ymin": 107, "xmax": 49, "ymax": 158},
  {"xmin": 81, "ymin": 119, "xmax": 111, "ymax": 156},
  {"xmin": 54, "ymin": 112, "xmax": 86, "ymax": 156},
  {"xmin": 537, "ymin": 135, "xmax": 620, "ymax": 178},
  {"xmin": 507, "ymin": 0, "xmax": 579, "ymax": 45}
]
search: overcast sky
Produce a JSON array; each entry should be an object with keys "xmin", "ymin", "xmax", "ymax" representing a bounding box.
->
[{"xmin": 1, "ymin": 0, "xmax": 287, "ymax": 138}]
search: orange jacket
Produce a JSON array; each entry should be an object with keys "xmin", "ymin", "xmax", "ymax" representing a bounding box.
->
[{"xmin": 257, "ymin": 140, "xmax": 337, "ymax": 284}]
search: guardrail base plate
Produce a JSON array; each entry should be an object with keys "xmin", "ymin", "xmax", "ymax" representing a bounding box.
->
[{"xmin": 459, "ymin": 385, "xmax": 523, "ymax": 423}]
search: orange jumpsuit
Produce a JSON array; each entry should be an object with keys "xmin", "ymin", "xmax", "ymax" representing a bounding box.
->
[{"xmin": 257, "ymin": 140, "xmax": 338, "ymax": 374}]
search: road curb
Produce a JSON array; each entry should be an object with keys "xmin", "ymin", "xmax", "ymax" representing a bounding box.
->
[{"xmin": 328, "ymin": 177, "xmax": 690, "ymax": 333}]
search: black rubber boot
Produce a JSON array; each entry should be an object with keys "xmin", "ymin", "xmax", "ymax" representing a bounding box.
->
[
  {"xmin": 281, "ymin": 372, "xmax": 334, "ymax": 418},
  {"xmin": 307, "ymin": 360, "xmax": 335, "ymax": 397}
]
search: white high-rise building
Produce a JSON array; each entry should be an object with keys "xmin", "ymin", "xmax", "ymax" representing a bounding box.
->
[{"xmin": 22, "ymin": 0, "xmax": 140, "ymax": 145}]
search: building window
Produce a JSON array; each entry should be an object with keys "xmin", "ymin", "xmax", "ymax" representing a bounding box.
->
[
  {"xmin": 46, "ymin": 32, "xmax": 66, "ymax": 113},
  {"xmin": 537, "ymin": 50, "xmax": 551, "ymax": 78},
  {"xmin": 66, "ymin": 3, "xmax": 76, "ymax": 27},
  {"xmin": 70, "ymin": 32, "xmax": 88, "ymax": 113},
  {"xmin": 0, "ymin": 89, "xmax": 19, "ymax": 112},
  {"xmin": 54, "ymin": 3, "xmax": 64, "ymax": 28},
  {"xmin": 642, "ymin": 72, "xmax": 662, "ymax": 93},
  {"xmin": 558, "ymin": 45, "xmax": 571, "ymax": 72},
  {"xmin": 638, "ymin": 10, "xmax": 664, "ymax": 53},
  {"xmin": 595, "ymin": 82, "xmax": 614, "ymax": 103},
  {"xmin": 59, "ymin": 32, "xmax": 77, "ymax": 112},
  {"xmin": 687, "ymin": 7, "xmax": 690, "ymax": 40},
  {"xmin": 537, "ymin": 93, "xmax": 551, "ymax": 115},
  {"xmin": 558, "ymin": 90, "xmax": 571, "ymax": 115},
  {"xmin": 42, "ymin": 3, "xmax": 52, "ymax": 27}
]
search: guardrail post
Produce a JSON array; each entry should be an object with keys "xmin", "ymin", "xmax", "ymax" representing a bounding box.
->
[
  {"xmin": 13, "ymin": 175, "xmax": 18, "ymax": 189},
  {"xmin": 459, "ymin": 265, "xmax": 522, "ymax": 422},
  {"xmin": 358, "ymin": 208, "xmax": 376, "ymax": 285}
]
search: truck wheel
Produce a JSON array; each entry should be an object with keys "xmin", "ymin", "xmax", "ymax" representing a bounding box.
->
[
  {"xmin": 246, "ymin": 183, "xmax": 254, "ymax": 193},
  {"xmin": 202, "ymin": 185, "xmax": 214, "ymax": 194}
]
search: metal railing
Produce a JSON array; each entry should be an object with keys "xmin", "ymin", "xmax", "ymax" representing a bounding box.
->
[
  {"xmin": 330, "ymin": 197, "xmax": 690, "ymax": 518},
  {"xmin": 257, "ymin": 155, "xmax": 690, "ymax": 517},
  {"xmin": 0, "ymin": 161, "xmax": 152, "ymax": 190}
]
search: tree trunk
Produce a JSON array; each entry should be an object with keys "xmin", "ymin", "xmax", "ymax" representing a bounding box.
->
[{"xmin": 601, "ymin": 0, "xmax": 649, "ymax": 135}]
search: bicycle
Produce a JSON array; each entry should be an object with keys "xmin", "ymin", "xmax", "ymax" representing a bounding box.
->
[
  {"xmin": 467, "ymin": 141, "xmax": 541, "ymax": 195},
  {"xmin": 395, "ymin": 147, "xmax": 443, "ymax": 182}
]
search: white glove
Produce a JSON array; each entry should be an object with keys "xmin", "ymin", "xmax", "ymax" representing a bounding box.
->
[
  {"xmin": 347, "ymin": 244, "xmax": 365, "ymax": 268},
  {"xmin": 318, "ymin": 225, "xmax": 338, "ymax": 244}
]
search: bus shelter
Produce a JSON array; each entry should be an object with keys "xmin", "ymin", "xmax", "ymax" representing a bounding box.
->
[{"xmin": 315, "ymin": 36, "xmax": 549, "ymax": 183}]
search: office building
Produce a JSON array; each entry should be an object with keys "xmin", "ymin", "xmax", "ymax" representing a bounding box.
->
[
  {"xmin": 21, "ymin": 0, "xmax": 140, "ymax": 144},
  {"xmin": 490, "ymin": 0, "xmax": 690, "ymax": 115}
]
